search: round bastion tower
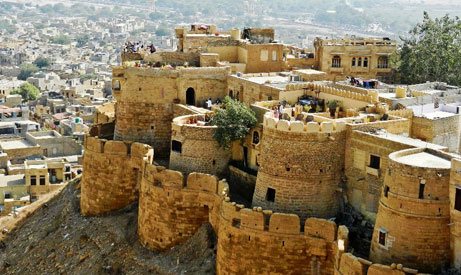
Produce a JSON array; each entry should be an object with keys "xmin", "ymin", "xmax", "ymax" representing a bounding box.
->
[
  {"xmin": 252, "ymin": 112, "xmax": 346, "ymax": 220},
  {"xmin": 112, "ymin": 66, "xmax": 177, "ymax": 157},
  {"xmin": 370, "ymin": 148, "xmax": 452, "ymax": 273},
  {"xmin": 169, "ymin": 114, "xmax": 230, "ymax": 177}
]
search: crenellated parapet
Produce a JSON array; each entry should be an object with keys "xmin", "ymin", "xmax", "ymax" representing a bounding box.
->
[
  {"xmin": 217, "ymin": 198, "xmax": 348, "ymax": 274},
  {"xmin": 284, "ymin": 82, "xmax": 378, "ymax": 103},
  {"xmin": 387, "ymin": 109, "xmax": 414, "ymax": 119},
  {"xmin": 170, "ymin": 114, "xmax": 231, "ymax": 177},
  {"xmin": 337, "ymin": 253, "xmax": 423, "ymax": 275},
  {"xmin": 263, "ymin": 112, "xmax": 346, "ymax": 134},
  {"xmin": 80, "ymin": 136, "xmax": 153, "ymax": 216}
]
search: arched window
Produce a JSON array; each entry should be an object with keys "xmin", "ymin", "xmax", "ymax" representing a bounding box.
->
[
  {"xmin": 332, "ymin": 55, "xmax": 341, "ymax": 68},
  {"xmin": 252, "ymin": 131, "xmax": 260, "ymax": 144},
  {"xmin": 358, "ymin": 57, "xmax": 362, "ymax": 67},
  {"xmin": 352, "ymin": 57, "xmax": 356, "ymax": 67},
  {"xmin": 378, "ymin": 56, "xmax": 389, "ymax": 68},
  {"xmin": 229, "ymin": 90, "xmax": 234, "ymax": 98},
  {"xmin": 364, "ymin": 57, "xmax": 368, "ymax": 67}
]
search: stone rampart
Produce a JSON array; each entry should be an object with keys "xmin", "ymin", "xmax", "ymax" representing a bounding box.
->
[
  {"xmin": 80, "ymin": 136, "xmax": 153, "ymax": 216},
  {"xmin": 82, "ymin": 137, "xmax": 452, "ymax": 274},
  {"xmin": 137, "ymin": 162, "xmax": 348, "ymax": 274}
]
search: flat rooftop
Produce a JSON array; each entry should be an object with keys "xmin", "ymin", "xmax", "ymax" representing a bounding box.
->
[
  {"xmin": 294, "ymin": 69, "xmax": 326, "ymax": 75},
  {"xmin": 368, "ymin": 130, "xmax": 446, "ymax": 151},
  {"xmin": 0, "ymin": 139, "xmax": 36, "ymax": 150},
  {"xmin": 414, "ymin": 110, "xmax": 456, "ymax": 120},
  {"xmin": 395, "ymin": 151, "xmax": 451, "ymax": 169},
  {"xmin": 246, "ymin": 75, "xmax": 290, "ymax": 84},
  {"xmin": 0, "ymin": 174, "xmax": 25, "ymax": 187}
]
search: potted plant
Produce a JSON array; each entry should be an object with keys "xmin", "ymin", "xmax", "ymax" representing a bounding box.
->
[{"xmin": 327, "ymin": 100, "xmax": 339, "ymax": 117}]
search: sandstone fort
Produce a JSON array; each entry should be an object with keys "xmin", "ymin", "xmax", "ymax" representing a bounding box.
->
[{"xmin": 73, "ymin": 24, "xmax": 461, "ymax": 274}]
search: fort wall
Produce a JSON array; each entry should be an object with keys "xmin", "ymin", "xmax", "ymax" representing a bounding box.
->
[
  {"xmin": 450, "ymin": 159, "xmax": 461, "ymax": 270},
  {"xmin": 216, "ymin": 204, "xmax": 348, "ymax": 275},
  {"xmin": 169, "ymin": 114, "xmax": 230, "ymax": 177},
  {"xmin": 136, "ymin": 161, "xmax": 348, "ymax": 274},
  {"xmin": 370, "ymin": 148, "xmax": 452, "ymax": 273},
  {"xmin": 252, "ymin": 114, "xmax": 346, "ymax": 220},
  {"xmin": 80, "ymin": 136, "xmax": 153, "ymax": 216},
  {"xmin": 80, "ymin": 135, "xmax": 457, "ymax": 273}
]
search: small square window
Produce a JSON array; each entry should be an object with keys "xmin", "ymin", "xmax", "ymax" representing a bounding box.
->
[
  {"xmin": 232, "ymin": 218, "xmax": 241, "ymax": 228},
  {"xmin": 30, "ymin": 175, "xmax": 37, "ymax": 186},
  {"xmin": 419, "ymin": 181, "xmax": 425, "ymax": 199},
  {"xmin": 266, "ymin": 188, "xmax": 276, "ymax": 202},
  {"xmin": 378, "ymin": 229, "xmax": 387, "ymax": 246},
  {"xmin": 171, "ymin": 140, "xmax": 182, "ymax": 153},
  {"xmin": 384, "ymin": 185, "xmax": 389, "ymax": 197},
  {"xmin": 369, "ymin": 155, "xmax": 380, "ymax": 169},
  {"xmin": 455, "ymin": 187, "xmax": 461, "ymax": 211},
  {"xmin": 40, "ymin": 176, "xmax": 46, "ymax": 186}
]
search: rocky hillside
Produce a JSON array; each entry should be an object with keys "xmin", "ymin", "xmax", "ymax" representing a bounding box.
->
[{"xmin": 0, "ymin": 180, "xmax": 216, "ymax": 274}]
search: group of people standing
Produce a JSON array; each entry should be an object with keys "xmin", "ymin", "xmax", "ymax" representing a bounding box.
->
[{"xmin": 124, "ymin": 41, "xmax": 157, "ymax": 54}]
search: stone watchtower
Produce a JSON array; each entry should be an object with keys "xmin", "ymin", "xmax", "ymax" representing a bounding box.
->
[
  {"xmin": 252, "ymin": 113, "xmax": 346, "ymax": 220},
  {"xmin": 370, "ymin": 148, "xmax": 453, "ymax": 273},
  {"xmin": 112, "ymin": 66, "xmax": 178, "ymax": 157}
]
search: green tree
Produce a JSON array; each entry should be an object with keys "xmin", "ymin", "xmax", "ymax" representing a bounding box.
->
[
  {"xmin": 33, "ymin": 57, "xmax": 50, "ymax": 68},
  {"xmin": 11, "ymin": 82, "xmax": 40, "ymax": 102},
  {"xmin": 398, "ymin": 12, "xmax": 461, "ymax": 86},
  {"xmin": 80, "ymin": 73, "xmax": 97, "ymax": 81},
  {"xmin": 76, "ymin": 34, "xmax": 90, "ymax": 47},
  {"xmin": 17, "ymin": 63, "xmax": 39, "ymax": 80},
  {"xmin": 50, "ymin": 34, "xmax": 70, "ymax": 45},
  {"xmin": 210, "ymin": 96, "xmax": 257, "ymax": 148}
]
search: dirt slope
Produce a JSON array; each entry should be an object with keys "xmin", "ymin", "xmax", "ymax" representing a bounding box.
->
[{"xmin": 0, "ymin": 180, "xmax": 216, "ymax": 275}]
